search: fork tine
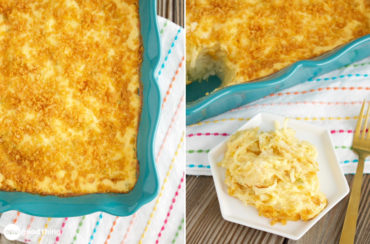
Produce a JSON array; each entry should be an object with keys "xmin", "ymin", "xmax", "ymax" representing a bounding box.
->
[
  {"xmin": 355, "ymin": 100, "xmax": 366, "ymax": 139},
  {"xmin": 364, "ymin": 101, "xmax": 370, "ymax": 139}
]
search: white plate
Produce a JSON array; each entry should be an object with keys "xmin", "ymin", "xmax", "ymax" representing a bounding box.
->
[{"xmin": 208, "ymin": 113, "xmax": 349, "ymax": 240}]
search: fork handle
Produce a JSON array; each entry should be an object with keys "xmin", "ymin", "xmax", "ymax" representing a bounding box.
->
[{"xmin": 339, "ymin": 155, "xmax": 365, "ymax": 244}]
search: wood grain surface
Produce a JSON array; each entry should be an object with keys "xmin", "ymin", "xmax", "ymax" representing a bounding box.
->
[
  {"xmin": 158, "ymin": 0, "xmax": 184, "ymax": 27},
  {"xmin": 0, "ymin": 1, "xmax": 183, "ymax": 244},
  {"xmin": 186, "ymin": 175, "xmax": 370, "ymax": 244}
]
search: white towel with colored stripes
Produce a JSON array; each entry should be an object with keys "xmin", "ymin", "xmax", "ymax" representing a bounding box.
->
[
  {"xmin": 186, "ymin": 56, "xmax": 370, "ymax": 176},
  {"xmin": 0, "ymin": 16, "xmax": 185, "ymax": 244}
]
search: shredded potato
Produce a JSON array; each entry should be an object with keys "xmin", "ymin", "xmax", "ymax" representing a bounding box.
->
[{"xmin": 219, "ymin": 122, "xmax": 327, "ymax": 225}]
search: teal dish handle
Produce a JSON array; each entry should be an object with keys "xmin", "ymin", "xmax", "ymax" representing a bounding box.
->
[
  {"xmin": 0, "ymin": 0, "xmax": 161, "ymax": 217},
  {"xmin": 186, "ymin": 35, "xmax": 370, "ymax": 125}
]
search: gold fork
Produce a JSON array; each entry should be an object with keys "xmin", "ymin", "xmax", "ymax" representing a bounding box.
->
[{"xmin": 339, "ymin": 100, "xmax": 369, "ymax": 244}]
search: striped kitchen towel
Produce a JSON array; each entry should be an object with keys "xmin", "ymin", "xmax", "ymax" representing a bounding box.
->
[
  {"xmin": 0, "ymin": 16, "xmax": 185, "ymax": 244},
  {"xmin": 186, "ymin": 56, "xmax": 370, "ymax": 176}
]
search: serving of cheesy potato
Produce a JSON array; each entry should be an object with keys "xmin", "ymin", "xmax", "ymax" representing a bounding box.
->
[
  {"xmin": 187, "ymin": 0, "xmax": 370, "ymax": 88},
  {"xmin": 0, "ymin": 0, "xmax": 142, "ymax": 195},
  {"xmin": 219, "ymin": 124, "xmax": 327, "ymax": 225}
]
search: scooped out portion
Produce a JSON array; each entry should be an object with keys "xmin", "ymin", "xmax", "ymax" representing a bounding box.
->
[{"xmin": 219, "ymin": 123, "xmax": 327, "ymax": 225}]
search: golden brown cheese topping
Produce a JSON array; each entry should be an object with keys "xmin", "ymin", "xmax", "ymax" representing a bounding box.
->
[
  {"xmin": 187, "ymin": 0, "xmax": 370, "ymax": 87},
  {"xmin": 0, "ymin": 0, "xmax": 142, "ymax": 195}
]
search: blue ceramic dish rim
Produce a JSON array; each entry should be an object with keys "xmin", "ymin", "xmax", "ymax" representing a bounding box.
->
[
  {"xmin": 0, "ymin": 0, "xmax": 161, "ymax": 217},
  {"xmin": 186, "ymin": 35, "xmax": 370, "ymax": 120}
]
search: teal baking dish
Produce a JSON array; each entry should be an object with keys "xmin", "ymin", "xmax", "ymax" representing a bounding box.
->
[
  {"xmin": 186, "ymin": 35, "xmax": 370, "ymax": 125},
  {"xmin": 0, "ymin": 0, "xmax": 161, "ymax": 217}
]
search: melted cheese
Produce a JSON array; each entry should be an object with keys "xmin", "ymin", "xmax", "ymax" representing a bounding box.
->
[
  {"xmin": 219, "ymin": 123, "xmax": 327, "ymax": 225},
  {"xmin": 187, "ymin": 0, "xmax": 370, "ymax": 87},
  {"xmin": 0, "ymin": 0, "xmax": 142, "ymax": 195}
]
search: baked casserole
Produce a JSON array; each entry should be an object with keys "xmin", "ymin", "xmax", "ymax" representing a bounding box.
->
[
  {"xmin": 187, "ymin": 0, "xmax": 370, "ymax": 88},
  {"xmin": 0, "ymin": 0, "xmax": 142, "ymax": 195}
]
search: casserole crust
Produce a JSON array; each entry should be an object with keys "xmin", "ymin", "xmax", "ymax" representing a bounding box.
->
[
  {"xmin": 187, "ymin": 0, "xmax": 370, "ymax": 88},
  {"xmin": 0, "ymin": 0, "xmax": 142, "ymax": 195}
]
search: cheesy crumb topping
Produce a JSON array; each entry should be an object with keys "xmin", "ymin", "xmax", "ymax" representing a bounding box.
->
[
  {"xmin": 187, "ymin": 0, "xmax": 370, "ymax": 87},
  {"xmin": 0, "ymin": 0, "xmax": 142, "ymax": 195}
]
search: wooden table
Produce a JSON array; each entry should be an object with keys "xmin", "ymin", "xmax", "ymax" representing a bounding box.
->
[
  {"xmin": 187, "ymin": 175, "xmax": 370, "ymax": 244},
  {"xmin": 157, "ymin": 0, "xmax": 184, "ymax": 27}
]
